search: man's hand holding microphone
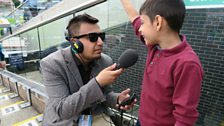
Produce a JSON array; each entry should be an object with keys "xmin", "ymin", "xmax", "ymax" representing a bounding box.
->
[{"xmin": 96, "ymin": 49, "xmax": 138, "ymax": 110}]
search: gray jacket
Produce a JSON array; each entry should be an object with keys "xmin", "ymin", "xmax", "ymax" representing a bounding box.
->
[{"xmin": 40, "ymin": 47, "xmax": 118, "ymax": 126}]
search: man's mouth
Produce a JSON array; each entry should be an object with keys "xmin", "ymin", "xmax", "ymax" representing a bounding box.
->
[{"xmin": 94, "ymin": 48, "xmax": 102, "ymax": 53}]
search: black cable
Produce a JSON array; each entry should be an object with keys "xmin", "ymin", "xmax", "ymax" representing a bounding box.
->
[
  {"xmin": 101, "ymin": 113, "xmax": 113, "ymax": 126},
  {"xmin": 119, "ymin": 106, "xmax": 137, "ymax": 126},
  {"xmin": 112, "ymin": 108, "xmax": 122, "ymax": 126},
  {"xmin": 79, "ymin": 53, "xmax": 113, "ymax": 126},
  {"xmin": 77, "ymin": 53, "xmax": 85, "ymax": 65},
  {"xmin": 128, "ymin": 107, "xmax": 134, "ymax": 126},
  {"xmin": 120, "ymin": 110, "xmax": 124, "ymax": 126}
]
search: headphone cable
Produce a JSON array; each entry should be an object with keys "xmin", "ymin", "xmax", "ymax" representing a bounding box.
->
[
  {"xmin": 120, "ymin": 110, "xmax": 124, "ymax": 126},
  {"xmin": 77, "ymin": 53, "xmax": 86, "ymax": 65},
  {"xmin": 101, "ymin": 113, "xmax": 113, "ymax": 126}
]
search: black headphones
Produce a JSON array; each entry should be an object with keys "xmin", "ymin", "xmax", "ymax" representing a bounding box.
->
[{"xmin": 65, "ymin": 27, "xmax": 84, "ymax": 53}]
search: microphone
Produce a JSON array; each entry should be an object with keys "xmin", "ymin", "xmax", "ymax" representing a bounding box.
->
[{"xmin": 115, "ymin": 49, "xmax": 138, "ymax": 69}]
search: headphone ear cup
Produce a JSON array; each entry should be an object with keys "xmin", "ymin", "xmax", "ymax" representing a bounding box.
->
[{"xmin": 70, "ymin": 40, "xmax": 84, "ymax": 53}]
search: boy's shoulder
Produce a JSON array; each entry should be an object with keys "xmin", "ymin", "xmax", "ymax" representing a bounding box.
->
[{"xmin": 177, "ymin": 42, "xmax": 202, "ymax": 66}]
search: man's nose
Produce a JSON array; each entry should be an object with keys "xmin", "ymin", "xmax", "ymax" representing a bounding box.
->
[{"xmin": 97, "ymin": 37, "xmax": 103, "ymax": 45}]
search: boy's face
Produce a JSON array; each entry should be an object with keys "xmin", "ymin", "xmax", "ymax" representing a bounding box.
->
[
  {"xmin": 77, "ymin": 23, "xmax": 103, "ymax": 62},
  {"xmin": 139, "ymin": 14, "xmax": 158, "ymax": 46}
]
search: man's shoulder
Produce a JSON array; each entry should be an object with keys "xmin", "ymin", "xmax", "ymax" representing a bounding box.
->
[
  {"xmin": 41, "ymin": 47, "xmax": 70, "ymax": 63},
  {"xmin": 175, "ymin": 46, "xmax": 202, "ymax": 71},
  {"xmin": 41, "ymin": 49, "xmax": 62, "ymax": 61}
]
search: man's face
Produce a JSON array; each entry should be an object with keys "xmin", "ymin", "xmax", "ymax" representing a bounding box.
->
[{"xmin": 77, "ymin": 23, "xmax": 103, "ymax": 62}]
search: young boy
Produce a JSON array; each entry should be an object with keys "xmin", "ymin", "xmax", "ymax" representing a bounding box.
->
[{"xmin": 120, "ymin": 0, "xmax": 204, "ymax": 126}]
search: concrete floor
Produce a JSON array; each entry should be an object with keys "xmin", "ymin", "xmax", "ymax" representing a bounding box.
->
[{"xmin": 0, "ymin": 85, "xmax": 42, "ymax": 126}]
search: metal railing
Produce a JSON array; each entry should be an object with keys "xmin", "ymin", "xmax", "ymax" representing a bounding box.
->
[{"xmin": 1, "ymin": 0, "xmax": 62, "ymax": 38}]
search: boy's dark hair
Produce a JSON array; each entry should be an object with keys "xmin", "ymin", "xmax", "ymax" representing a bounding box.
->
[
  {"xmin": 140, "ymin": 0, "xmax": 186, "ymax": 33},
  {"xmin": 67, "ymin": 13, "xmax": 99, "ymax": 37}
]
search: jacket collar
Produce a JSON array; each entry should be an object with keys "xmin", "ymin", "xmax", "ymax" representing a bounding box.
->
[
  {"xmin": 61, "ymin": 47, "xmax": 83, "ymax": 89},
  {"xmin": 157, "ymin": 35, "xmax": 188, "ymax": 57},
  {"xmin": 60, "ymin": 47, "xmax": 102, "ymax": 91}
]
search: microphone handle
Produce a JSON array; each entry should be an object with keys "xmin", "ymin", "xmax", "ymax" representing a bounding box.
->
[{"xmin": 114, "ymin": 63, "xmax": 121, "ymax": 70}]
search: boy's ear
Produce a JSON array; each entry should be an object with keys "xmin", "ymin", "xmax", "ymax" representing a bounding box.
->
[{"xmin": 155, "ymin": 15, "xmax": 163, "ymax": 31}]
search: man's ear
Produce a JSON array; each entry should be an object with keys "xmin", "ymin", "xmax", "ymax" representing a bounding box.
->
[{"xmin": 154, "ymin": 15, "xmax": 163, "ymax": 31}]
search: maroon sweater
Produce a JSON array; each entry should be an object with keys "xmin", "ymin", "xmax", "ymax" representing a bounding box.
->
[{"xmin": 132, "ymin": 17, "xmax": 204, "ymax": 126}]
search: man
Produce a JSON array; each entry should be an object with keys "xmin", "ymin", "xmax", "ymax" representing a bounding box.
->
[
  {"xmin": 40, "ymin": 13, "xmax": 135, "ymax": 126},
  {"xmin": 120, "ymin": 0, "xmax": 204, "ymax": 126}
]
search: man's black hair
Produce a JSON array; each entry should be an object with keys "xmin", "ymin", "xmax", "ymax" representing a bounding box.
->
[{"xmin": 67, "ymin": 13, "xmax": 99, "ymax": 37}]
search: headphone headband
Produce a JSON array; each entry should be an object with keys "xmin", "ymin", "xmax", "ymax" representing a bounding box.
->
[{"xmin": 65, "ymin": 26, "xmax": 71, "ymax": 41}]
